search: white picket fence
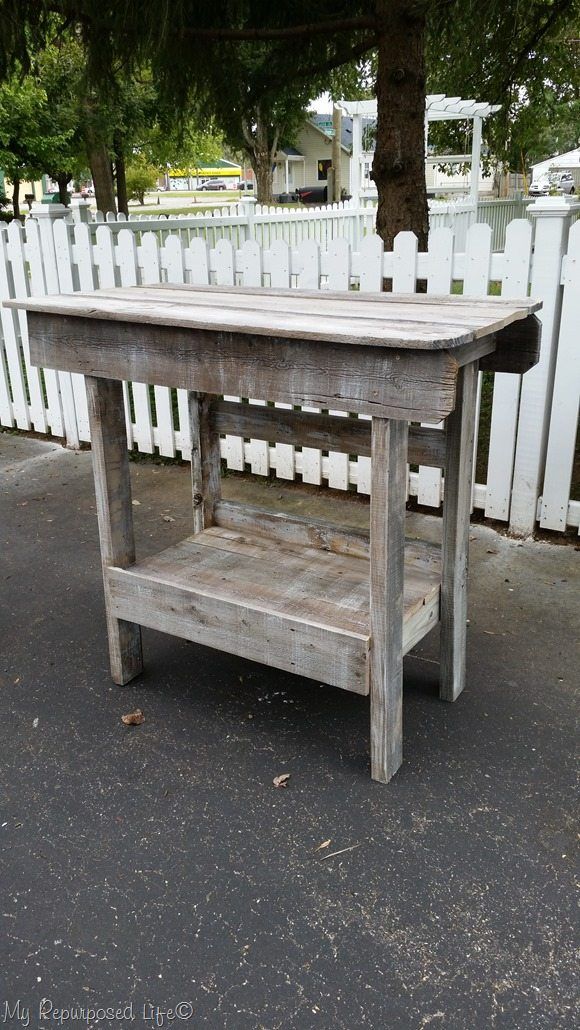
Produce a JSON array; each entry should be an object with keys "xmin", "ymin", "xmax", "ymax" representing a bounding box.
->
[
  {"xmin": 1, "ymin": 197, "xmax": 578, "ymax": 537},
  {"xmin": 67, "ymin": 194, "xmax": 514, "ymax": 252}
]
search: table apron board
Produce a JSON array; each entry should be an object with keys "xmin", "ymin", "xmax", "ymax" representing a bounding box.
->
[{"xmin": 26, "ymin": 312, "xmax": 482, "ymax": 421}]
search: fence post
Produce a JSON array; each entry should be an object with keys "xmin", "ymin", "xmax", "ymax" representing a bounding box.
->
[
  {"xmin": 70, "ymin": 199, "xmax": 92, "ymax": 223},
  {"xmin": 239, "ymin": 196, "xmax": 257, "ymax": 242},
  {"xmin": 509, "ymin": 196, "xmax": 580, "ymax": 536},
  {"xmin": 26, "ymin": 202, "xmax": 81, "ymax": 447}
]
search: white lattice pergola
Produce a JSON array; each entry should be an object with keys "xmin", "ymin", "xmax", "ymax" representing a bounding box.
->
[{"xmin": 338, "ymin": 95, "xmax": 501, "ymax": 202}]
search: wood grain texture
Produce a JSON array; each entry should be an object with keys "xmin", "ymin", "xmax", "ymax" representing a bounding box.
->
[
  {"xmin": 440, "ymin": 361, "xmax": 479, "ymax": 702},
  {"xmin": 8, "ymin": 283, "xmax": 541, "ymax": 350},
  {"xmin": 26, "ymin": 313, "xmax": 459, "ymax": 421},
  {"xmin": 85, "ymin": 376, "xmax": 142, "ymax": 685},
  {"xmin": 479, "ymin": 314, "xmax": 542, "ymax": 374},
  {"xmin": 369, "ymin": 418, "xmax": 409, "ymax": 783},
  {"xmin": 212, "ymin": 400, "xmax": 447, "ymax": 469},
  {"xmin": 214, "ymin": 499, "xmax": 372, "ymax": 558},
  {"xmin": 105, "ymin": 524, "xmax": 440, "ymax": 695},
  {"xmin": 188, "ymin": 392, "xmax": 221, "ymax": 532},
  {"xmin": 214, "ymin": 500, "xmax": 442, "ymax": 574}
]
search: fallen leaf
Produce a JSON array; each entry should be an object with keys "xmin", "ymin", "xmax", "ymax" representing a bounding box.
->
[
  {"xmin": 273, "ymin": 773, "xmax": 290, "ymax": 788},
  {"xmin": 162, "ymin": 515, "xmax": 175, "ymax": 523},
  {"xmin": 486, "ymin": 549, "xmax": 498, "ymax": 554},
  {"xmin": 314, "ymin": 839, "xmax": 331, "ymax": 852},
  {"xmin": 132, "ymin": 499, "xmax": 141, "ymax": 506},
  {"xmin": 122, "ymin": 709, "xmax": 145, "ymax": 726}
]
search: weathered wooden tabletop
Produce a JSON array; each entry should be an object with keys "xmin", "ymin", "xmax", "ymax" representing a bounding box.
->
[{"xmin": 7, "ymin": 283, "xmax": 540, "ymax": 349}]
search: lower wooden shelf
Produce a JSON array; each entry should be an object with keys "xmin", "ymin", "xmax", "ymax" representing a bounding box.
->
[{"xmin": 106, "ymin": 525, "xmax": 441, "ymax": 694}]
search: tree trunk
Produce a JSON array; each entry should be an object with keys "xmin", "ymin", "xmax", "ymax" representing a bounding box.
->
[
  {"xmin": 57, "ymin": 173, "xmax": 70, "ymax": 205},
  {"xmin": 86, "ymin": 138, "xmax": 117, "ymax": 216},
  {"xmin": 251, "ymin": 110, "xmax": 275, "ymax": 205},
  {"xmin": 372, "ymin": 0, "xmax": 429, "ymax": 251},
  {"xmin": 114, "ymin": 132, "xmax": 129, "ymax": 217},
  {"xmin": 11, "ymin": 177, "xmax": 20, "ymax": 219}
]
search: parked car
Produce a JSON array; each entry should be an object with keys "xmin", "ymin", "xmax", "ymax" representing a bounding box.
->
[
  {"xmin": 238, "ymin": 180, "xmax": 254, "ymax": 192},
  {"xmin": 529, "ymin": 172, "xmax": 575, "ymax": 197},
  {"xmin": 198, "ymin": 179, "xmax": 228, "ymax": 191},
  {"xmin": 556, "ymin": 172, "xmax": 575, "ymax": 194},
  {"xmin": 294, "ymin": 185, "xmax": 328, "ymax": 204}
]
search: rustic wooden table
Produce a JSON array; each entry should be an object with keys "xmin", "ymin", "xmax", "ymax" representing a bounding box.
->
[{"xmin": 11, "ymin": 285, "xmax": 541, "ymax": 782}]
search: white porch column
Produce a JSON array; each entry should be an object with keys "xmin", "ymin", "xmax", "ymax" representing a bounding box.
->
[
  {"xmin": 509, "ymin": 197, "xmax": 579, "ymax": 536},
  {"xmin": 350, "ymin": 112, "xmax": 362, "ymax": 204},
  {"xmin": 470, "ymin": 116, "xmax": 482, "ymax": 203}
]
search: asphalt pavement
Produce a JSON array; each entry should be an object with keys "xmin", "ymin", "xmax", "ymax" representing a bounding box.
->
[{"xmin": 1, "ymin": 432, "xmax": 578, "ymax": 1029}]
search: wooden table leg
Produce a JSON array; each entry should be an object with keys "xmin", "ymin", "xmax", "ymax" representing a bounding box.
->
[
  {"xmin": 440, "ymin": 361, "xmax": 479, "ymax": 701},
  {"xmin": 369, "ymin": 417, "xmax": 409, "ymax": 783},
  {"xmin": 188, "ymin": 392, "xmax": 222, "ymax": 533},
  {"xmin": 86, "ymin": 376, "xmax": 143, "ymax": 685}
]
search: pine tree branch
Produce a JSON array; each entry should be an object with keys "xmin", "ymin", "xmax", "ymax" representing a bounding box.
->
[
  {"xmin": 501, "ymin": 0, "xmax": 576, "ymax": 92},
  {"xmin": 260, "ymin": 35, "xmax": 378, "ymax": 90},
  {"xmin": 181, "ymin": 17, "xmax": 376, "ymax": 41}
]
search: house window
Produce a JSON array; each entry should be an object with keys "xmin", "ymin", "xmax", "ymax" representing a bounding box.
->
[{"xmin": 317, "ymin": 159, "xmax": 332, "ymax": 181}]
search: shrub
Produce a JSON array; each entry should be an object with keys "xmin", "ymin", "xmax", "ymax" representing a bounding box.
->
[{"xmin": 126, "ymin": 162, "xmax": 159, "ymax": 205}]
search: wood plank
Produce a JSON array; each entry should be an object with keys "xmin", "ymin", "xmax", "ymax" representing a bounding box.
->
[
  {"xmin": 197, "ymin": 526, "xmax": 439, "ymax": 630},
  {"xmin": 112, "ymin": 282, "xmax": 542, "ymax": 317},
  {"xmin": 149, "ymin": 281, "xmax": 538, "ymax": 307},
  {"xmin": 214, "ymin": 499, "xmax": 441, "ymax": 575},
  {"xmin": 13, "ymin": 292, "xmax": 478, "ymax": 347},
  {"xmin": 96, "ymin": 284, "xmax": 532, "ymax": 333},
  {"xmin": 85, "ymin": 376, "xmax": 143, "ymax": 685},
  {"xmin": 440, "ymin": 361, "xmax": 479, "ymax": 702},
  {"xmin": 107, "ymin": 566, "xmax": 369, "ymax": 694},
  {"xmin": 188, "ymin": 392, "xmax": 221, "ymax": 532},
  {"xmin": 479, "ymin": 314, "xmax": 541, "ymax": 374},
  {"xmin": 212, "ymin": 400, "xmax": 447, "ymax": 468},
  {"xmin": 9, "ymin": 285, "xmax": 541, "ymax": 350},
  {"xmin": 26, "ymin": 313, "xmax": 459, "ymax": 422},
  {"xmin": 105, "ymin": 524, "xmax": 440, "ymax": 694},
  {"xmin": 214, "ymin": 499, "xmax": 372, "ymax": 558},
  {"xmin": 369, "ymin": 418, "xmax": 409, "ymax": 783}
]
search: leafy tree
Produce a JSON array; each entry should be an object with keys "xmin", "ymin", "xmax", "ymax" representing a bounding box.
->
[
  {"xmin": 196, "ymin": 44, "xmax": 319, "ymax": 202},
  {"xmin": 0, "ymin": 66, "xmax": 79, "ymax": 216},
  {"xmin": 427, "ymin": 6, "xmax": 580, "ymax": 185},
  {"xmin": 1, "ymin": 1, "xmax": 577, "ymax": 245}
]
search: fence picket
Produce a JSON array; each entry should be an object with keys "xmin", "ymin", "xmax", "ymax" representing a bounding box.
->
[
  {"xmin": 484, "ymin": 219, "xmax": 532, "ymax": 520},
  {"xmin": 0, "ymin": 229, "xmax": 29, "ymax": 429},
  {"xmin": 416, "ymin": 227, "xmax": 455, "ymax": 507},
  {"xmin": 51, "ymin": 220, "xmax": 89, "ymax": 444},
  {"xmin": 540, "ymin": 220, "xmax": 580, "ymax": 532},
  {"xmin": 94, "ymin": 226, "xmax": 133, "ymax": 446},
  {"xmin": 463, "ymin": 223, "xmax": 493, "ymax": 508},
  {"xmin": 24, "ymin": 220, "xmax": 64, "ymax": 437},
  {"xmin": 7, "ymin": 222, "xmax": 48, "ymax": 434},
  {"xmin": 357, "ymin": 234, "xmax": 383, "ymax": 292},
  {"xmin": 139, "ymin": 232, "xmax": 176, "ymax": 459},
  {"xmin": 267, "ymin": 240, "xmax": 295, "ymax": 480},
  {"xmin": 214, "ymin": 239, "xmax": 245, "ymax": 471},
  {"xmin": 239, "ymin": 241, "xmax": 270, "ymax": 476},
  {"xmin": 117, "ymin": 230, "xmax": 155, "ymax": 453}
]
